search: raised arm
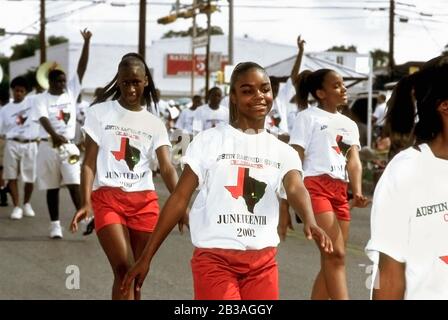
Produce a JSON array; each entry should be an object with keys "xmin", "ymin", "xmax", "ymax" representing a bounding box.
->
[
  {"xmin": 77, "ymin": 28, "xmax": 92, "ymax": 83},
  {"xmin": 290, "ymin": 35, "xmax": 306, "ymax": 86}
]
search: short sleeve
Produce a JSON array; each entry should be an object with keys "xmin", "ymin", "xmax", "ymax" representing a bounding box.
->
[
  {"xmin": 32, "ymin": 94, "xmax": 49, "ymax": 121},
  {"xmin": 82, "ymin": 106, "xmax": 101, "ymax": 144},
  {"xmin": 365, "ymin": 160, "xmax": 411, "ymax": 264},
  {"xmin": 346, "ymin": 119, "xmax": 361, "ymax": 149},
  {"xmin": 175, "ymin": 110, "xmax": 186, "ymax": 131},
  {"xmin": 192, "ymin": 108, "xmax": 203, "ymax": 133},
  {"xmin": 277, "ymin": 144, "xmax": 303, "ymax": 197},
  {"xmin": 181, "ymin": 131, "xmax": 206, "ymax": 187},
  {"xmin": 152, "ymin": 120, "xmax": 171, "ymax": 152},
  {"xmin": 289, "ymin": 111, "xmax": 312, "ymax": 149}
]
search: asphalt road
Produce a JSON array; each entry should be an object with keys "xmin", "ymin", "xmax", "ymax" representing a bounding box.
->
[{"xmin": 0, "ymin": 177, "xmax": 373, "ymax": 300}]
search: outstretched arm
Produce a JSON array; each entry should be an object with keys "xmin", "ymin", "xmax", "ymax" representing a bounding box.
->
[
  {"xmin": 283, "ymin": 170, "xmax": 333, "ymax": 253},
  {"xmin": 120, "ymin": 165, "xmax": 199, "ymax": 295},
  {"xmin": 290, "ymin": 35, "xmax": 306, "ymax": 86},
  {"xmin": 77, "ymin": 28, "xmax": 92, "ymax": 83}
]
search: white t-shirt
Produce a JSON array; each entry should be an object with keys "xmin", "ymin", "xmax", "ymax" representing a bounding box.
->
[
  {"xmin": 365, "ymin": 143, "xmax": 448, "ymax": 300},
  {"xmin": 272, "ymin": 98, "xmax": 290, "ymax": 133},
  {"xmin": 373, "ymin": 102, "xmax": 387, "ymax": 126},
  {"xmin": 74, "ymin": 100, "xmax": 89, "ymax": 144},
  {"xmin": 289, "ymin": 106, "xmax": 360, "ymax": 181},
  {"xmin": 182, "ymin": 124, "xmax": 302, "ymax": 250},
  {"xmin": 82, "ymin": 100, "xmax": 171, "ymax": 192},
  {"xmin": 192, "ymin": 104, "xmax": 229, "ymax": 132},
  {"xmin": 33, "ymin": 75, "xmax": 81, "ymax": 140},
  {"xmin": 175, "ymin": 107, "xmax": 197, "ymax": 135},
  {"xmin": 0, "ymin": 96, "xmax": 40, "ymax": 140}
]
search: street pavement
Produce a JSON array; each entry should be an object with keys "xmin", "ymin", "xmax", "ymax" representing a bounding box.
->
[{"xmin": 0, "ymin": 177, "xmax": 373, "ymax": 300}]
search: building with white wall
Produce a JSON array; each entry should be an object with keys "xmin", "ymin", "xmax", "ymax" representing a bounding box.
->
[{"xmin": 9, "ymin": 35, "xmax": 297, "ymax": 99}]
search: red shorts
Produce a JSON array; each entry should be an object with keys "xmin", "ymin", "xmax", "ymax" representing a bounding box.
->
[
  {"xmin": 304, "ymin": 175, "xmax": 350, "ymax": 221},
  {"xmin": 91, "ymin": 187, "xmax": 159, "ymax": 233},
  {"xmin": 191, "ymin": 247, "xmax": 278, "ymax": 300}
]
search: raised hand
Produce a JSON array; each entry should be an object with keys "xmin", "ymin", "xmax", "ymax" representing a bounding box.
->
[
  {"xmin": 297, "ymin": 35, "xmax": 306, "ymax": 52},
  {"xmin": 80, "ymin": 28, "xmax": 92, "ymax": 42}
]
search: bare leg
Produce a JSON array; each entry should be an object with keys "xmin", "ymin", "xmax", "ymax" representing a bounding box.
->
[
  {"xmin": 8, "ymin": 180, "xmax": 19, "ymax": 207},
  {"xmin": 24, "ymin": 183, "xmax": 34, "ymax": 204},
  {"xmin": 128, "ymin": 228, "xmax": 152, "ymax": 300},
  {"xmin": 96, "ymin": 224, "xmax": 134, "ymax": 300},
  {"xmin": 311, "ymin": 212, "xmax": 349, "ymax": 300}
]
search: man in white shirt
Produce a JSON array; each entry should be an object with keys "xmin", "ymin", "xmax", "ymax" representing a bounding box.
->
[
  {"xmin": 372, "ymin": 94, "xmax": 387, "ymax": 138},
  {"xmin": 33, "ymin": 28, "xmax": 91, "ymax": 239},
  {"xmin": 0, "ymin": 76, "xmax": 40, "ymax": 220},
  {"xmin": 192, "ymin": 87, "xmax": 228, "ymax": 134},
  {"xmin": 175, "ymin": 95, "xmax": 202, "ymax": 136}
]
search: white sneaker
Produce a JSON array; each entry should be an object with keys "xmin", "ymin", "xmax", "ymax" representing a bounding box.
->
[
  {"xmin": 23, "ymin": 203, "xmax": 35, "ymax": 217},
  {"xmin": 49, "ymin": 221, "xmax": 63, "ymax": 239},
  {"xmin": 10, "ymin": 207, "xmax": 23, "ymax": 220}
]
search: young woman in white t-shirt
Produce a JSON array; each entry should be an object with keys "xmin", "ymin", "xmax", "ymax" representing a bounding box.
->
[
  {"xmin": 366, "ymin": 56, "xmax": 448, "ymax": 299},
  {"xmin": 69, "ymin": 53, "xmax": 182, "ymax": 300},
  {"xmin": 120, "ymin": 61, "xmax": 333, "ymax": 300},
  {"xmin": 290, "ymin": 69, "xmax": 370, "ymax": 299}
]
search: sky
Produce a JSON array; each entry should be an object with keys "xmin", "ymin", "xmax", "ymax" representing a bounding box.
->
[{"xmin": 0, "ymin": 0, "xmax": 447, "ymax": 65}]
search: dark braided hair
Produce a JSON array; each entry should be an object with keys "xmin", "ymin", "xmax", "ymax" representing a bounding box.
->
[
  {"xmin": 385, "ymin": 55, "xmax": 448, "ymax": 143},
  {"xmin": 295, "ymin": 68, "xmax": 334, "ymax": 108},
  {"xmin": 91, "ymin": 53, "xmax": 158, "ymax": 114}
]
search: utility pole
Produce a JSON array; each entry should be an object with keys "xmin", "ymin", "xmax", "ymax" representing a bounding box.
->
[
  {"xmin": 40, "ymin": 0, "xmax": 46, "ymax": 64},
  {"xmin": 190, "ymin": 0, "xmax": 197, "ymax": 97},
  {"xmin": 205, "ymin": 0, "xmax": 211, "ymax": 98},
  {"xmin": 389, "ymin": 0, "xmax": 395, "ymax": 77},
  {"xmin": 138, "ymin": 0, "xmax": 146, "ymax": 58},
  {"xmin": 228, "ymin": 0, "xmax": 234, "ymax": 65}
]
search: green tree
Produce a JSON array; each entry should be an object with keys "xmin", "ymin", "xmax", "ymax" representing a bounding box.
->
[
  {"xmin": 326, "ymin": 45, "xmax": 358, "ymax": 52},
  {"xmin": 10, "ymin": 35, "xmax": 68, "ymax": 61},
  {"xmin": 48, "ymin": 35, "xmax": 68, "ymax": 46},
  {"xmin": 370, "ymin": 49, "xmax": 389, "ymax": 69},
  {"xmin": 162, "ymin": 25, "xmax": 224, "ymax": 38}
]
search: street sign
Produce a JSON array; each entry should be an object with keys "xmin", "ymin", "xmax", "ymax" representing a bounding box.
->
[{"xmin": 192, "ymin": 35, "xmax": 208, "ymax": 48}]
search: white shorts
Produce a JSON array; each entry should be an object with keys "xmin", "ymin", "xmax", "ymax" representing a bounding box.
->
[
  {"xmin": 36, "ymin": 141, "xmax": 81, "ymax": 190},
  {"xmin": 2, "ymin": 140, "xmax": 38, "ymax": 183}
]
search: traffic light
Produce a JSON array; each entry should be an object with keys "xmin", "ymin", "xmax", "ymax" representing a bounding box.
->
[
  {"xmin": 199, "ymin": 4, "xmax": 218, "ymax": 14},
  {"xmin": 157, "ymin": 14, "xmax": 177, "ymax": 25}
]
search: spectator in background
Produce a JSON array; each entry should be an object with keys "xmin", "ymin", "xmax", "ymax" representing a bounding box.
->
[
  {"xmin": 0, "ymin": 76, "xmax": 40, "ymax": 219},
  {"xmin": 192, "ymin": 87, "xmax": 228, "ymax": 133},
  {"xmin": 175, "ymin": 95, "xmax": 202, "ymax": 136},
  {"xmin": 372, "ymin": 93, "xmax": 387, "ymax": 139},
  {"xmin": 32, "ymin": 28, "xmax": 91, "ymax": 239}
]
